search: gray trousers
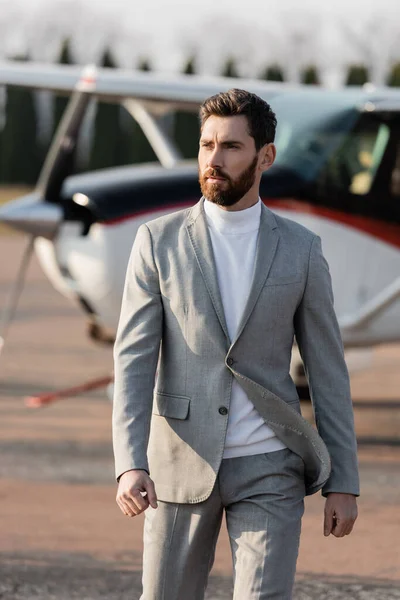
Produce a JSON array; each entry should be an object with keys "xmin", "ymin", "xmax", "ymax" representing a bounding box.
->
[{"xmin": 141, "ymin": 449, "xmax": 305, "ymax": 600}]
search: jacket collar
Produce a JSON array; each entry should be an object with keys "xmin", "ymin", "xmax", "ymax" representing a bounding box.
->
[
  {"xmin": 186, "ymin": 198, "xmax": 230, "ymax": 342},
  {"xmin": 186, "ymin": 198, "xmax": 280, "ymax": 344}
]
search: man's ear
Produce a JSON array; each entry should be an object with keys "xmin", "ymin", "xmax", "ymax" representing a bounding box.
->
[{"xmin": 259, "ymin": 143, "xmax": 276, "ymax": 172}]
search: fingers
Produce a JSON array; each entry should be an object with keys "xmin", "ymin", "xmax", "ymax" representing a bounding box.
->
[
  {"xmin": 332, "ymin": 505, "xmax": 358, "ymax": 537},
  {"xmin": 144, "ymin": 479, "xmax": 158, "ymax": 509},
  {"xmin": 116, "ymin": 496, "xmax": 133, "ymax": 517},
  {"xmin": 331, "ymin": 515, "xmax": 348, "ymax": 537},
  {"xmin": 115, "ymin": 472, "xmax": 158, "ymax": 517},
  {"xmin": 116, "ymin": 492, "xmax": 137, "ymax": 517},
  {"xmin": 116, "ymin": 469, "xmax": 157, "ymax": 517},
  {"xmin": 343, "ymin": 523, "xmax": 354, "ymax": 536},
  {"xmin": 332, "ymin": 516, "xmax": 357, "ymax": 537},
  {"xmin": 125, "ymin": 492, "xmax": 149, "ymax": 516},
  {"xmin": 131, "ymin": 491, "xmax": 150, "ymax": 513},
  {"xmin": 117, "ymin": 498, "xmax": 134, "ymax": 517},
  {"xmin": 325, "ymin": 513, "xmax": 354, "ymax": 537},
  {"xmin": 116, "ymin": 486, "xmax": 150, "ymax": 517},
  {"xmin": 324, "ymin": 494, "xmax": 358, "ymax": 538}
]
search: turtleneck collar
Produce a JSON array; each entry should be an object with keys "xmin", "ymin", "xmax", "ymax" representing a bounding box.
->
[{"xmin": 204, "ymin": 198, "xmax": 261, "ymax": 234}]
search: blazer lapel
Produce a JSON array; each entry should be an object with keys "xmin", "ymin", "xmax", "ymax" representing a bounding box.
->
[
  {"xmin": 186, "ymin": 199, "xmax": 230, "ymax": 342},
  {"xmin": 232, "ymin": 203, "xmax": 280, "ymax": 345}
]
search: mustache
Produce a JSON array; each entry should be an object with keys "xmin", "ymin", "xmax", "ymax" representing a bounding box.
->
[{"xmin": 203, "ymin": 168, "xmax": 230, "ymax": 181}]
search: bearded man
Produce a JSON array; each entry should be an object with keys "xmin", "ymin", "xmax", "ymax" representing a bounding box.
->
[{"xmin": 112, "ymin": 88, "xmax": 359, "ymax": 599}]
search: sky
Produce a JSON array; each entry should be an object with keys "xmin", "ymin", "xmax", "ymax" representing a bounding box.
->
[{"xmin": 0, "ymin": 0, "xmax": 399, "ymax": 85}]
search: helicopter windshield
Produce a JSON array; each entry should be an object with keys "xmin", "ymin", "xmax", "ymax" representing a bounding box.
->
[{"xmin": 272, "ymin": 92, "xmax": 362, "ymax": 182}]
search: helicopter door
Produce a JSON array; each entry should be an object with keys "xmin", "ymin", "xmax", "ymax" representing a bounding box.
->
[
  {"xmin": 315, "ymin": 114, "xmax": 392, "ymax": 325},
  {"xmin": 323, "ymin": 112, "xmax": 400, "ymax": 343},
  {"xmin": 357, "ymin": 117, "xmax": 400, "ymax": 343}
]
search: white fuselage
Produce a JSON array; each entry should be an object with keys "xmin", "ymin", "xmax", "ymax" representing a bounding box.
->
[{"xmin": 34, "ymin": 206, "xmax": 400, "ymax": 348}]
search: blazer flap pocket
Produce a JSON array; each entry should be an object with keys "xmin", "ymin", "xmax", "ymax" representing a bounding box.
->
[{"xmin": 153, "ymin": 392, "xmax": 190, "ymax": 420}]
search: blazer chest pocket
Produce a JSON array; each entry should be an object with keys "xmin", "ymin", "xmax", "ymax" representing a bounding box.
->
[
  {"xmin": 264, "ymin": 275, "xmax": 302, "ymax": 287},
  {"xmin": 153, "ymin": 391, "xmax": 190, "ymax": 420}
]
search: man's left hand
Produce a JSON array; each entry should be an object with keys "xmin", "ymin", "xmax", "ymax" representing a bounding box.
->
[{"xmin": 324, "ymin": 493, "xmax": 358, "ymax": 537}]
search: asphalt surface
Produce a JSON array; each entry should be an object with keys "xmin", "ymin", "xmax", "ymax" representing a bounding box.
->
[
  {"xmin": 1, "ymin": 236, "xmax": 400, "ymax": 599},
  {"xmin": 1, "ymin": 565, "xmax": 400, "ymax": 600}
]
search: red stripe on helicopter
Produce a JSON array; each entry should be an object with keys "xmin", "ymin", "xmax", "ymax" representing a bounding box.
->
[
  {"xmin": 265, "ymin": 199, "xmax": 400, "ymax": 248},
  {"xmin": 101, "ymin": 198, "xmax": 400, "ymax": 248}
]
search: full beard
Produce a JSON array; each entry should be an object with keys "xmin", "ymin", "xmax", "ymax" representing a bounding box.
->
[{"xmin": 199, "ymin": 155, "xmax": 259, "ymax": 207}]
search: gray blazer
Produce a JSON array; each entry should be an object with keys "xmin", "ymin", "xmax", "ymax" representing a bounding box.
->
[{"xmin": 112, "ymin": 199, "xmax": 360, "ymax": 503}]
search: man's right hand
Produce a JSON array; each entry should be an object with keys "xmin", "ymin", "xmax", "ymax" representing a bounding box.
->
[{"xmin": 116, "ymin": 470, "xmax": 158, "ymax": 517}]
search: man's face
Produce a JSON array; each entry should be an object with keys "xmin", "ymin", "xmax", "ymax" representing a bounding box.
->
[{"xmin": 198, "ymin": 115, "xmax": 260, "ymax": 207}]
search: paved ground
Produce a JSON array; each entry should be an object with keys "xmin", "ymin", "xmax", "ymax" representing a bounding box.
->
[{"xmin": 0, "ymin": 236, "xmax": 400, "ymax": 599}]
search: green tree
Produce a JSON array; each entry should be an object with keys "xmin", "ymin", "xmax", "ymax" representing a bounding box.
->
[
  {"xmin": 88, "ymin": 48, "xmax": 126, "ymax": 171},
  {"xmin": 301, "ymin": 65, "xmax": 320, "ymax": 85},
  {"xmin": 137, "ymin": 57, "xmax": 152, "ymax": 72},
  {"xmin": 345, "ymin": 65, "xmax": 369, "ymax": 86},
  {"xmin": 260, "ymin": 65, "xmax": 285, "ymax": 82},
  {"xmin": 1, "ymin": 56, "xmax": 40, "ymax": 184},
  {"xmin": 174, "ymin": 56, "xmax": 200, "ymax": 159},
  {"xmin": 182, "ymin": 56, "xmax": 195, "ymax": 75},
  {"xmin": 387, "ymin": 62, "xmax": 400, "ymax": 87},
  {"xmin": 53, "ymin": 39, "xmax": 74, "ymax": 135},
  {"xmin": 222, "ymin": 58, "xmax": 239, "ymax": 78}
]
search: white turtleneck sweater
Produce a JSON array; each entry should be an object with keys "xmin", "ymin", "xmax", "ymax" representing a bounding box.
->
[{"xmin": 204, "ymin": 198, "xmax": 286, "ymax": 458}]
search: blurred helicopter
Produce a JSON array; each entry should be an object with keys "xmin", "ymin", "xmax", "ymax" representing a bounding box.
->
[{"xmin": 1, "ymin": 61, "xmax": 400, "ymax": 399}]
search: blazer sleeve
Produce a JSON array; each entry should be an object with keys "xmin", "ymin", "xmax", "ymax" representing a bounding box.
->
[
  {"xmin": 294, "ymin": 235, "xmax": 360, "ymax": 497},
  {"xmin": 112, "ymin": 224, "xmax": 163, "ymax": 480}
]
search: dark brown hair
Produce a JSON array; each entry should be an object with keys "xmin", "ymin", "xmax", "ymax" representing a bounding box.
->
[{"xmin": 199, "ymin": 88, "xmax": 277, "ymax": 150}]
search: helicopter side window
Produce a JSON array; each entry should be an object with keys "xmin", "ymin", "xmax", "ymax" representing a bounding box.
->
[
  {"xmin": 323, "ymin": 118, "xmax": 390, "ymax": 196},
  {"xmin": 390, "ymin": 141, "xmax": 400, "ymax": 196}
]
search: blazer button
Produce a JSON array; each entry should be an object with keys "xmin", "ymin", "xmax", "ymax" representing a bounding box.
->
[
  {"xmin": 218, "ymin": 406, "xmax": 228, "ymax": 416},
  {"xmin": 227, "ymin": 357, "xmax": 234, "ymax": 366}
]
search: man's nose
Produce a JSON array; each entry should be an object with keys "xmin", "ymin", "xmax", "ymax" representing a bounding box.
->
[{"xmin": 208, "ymin": 146, "xmax": 223, "ymax": 169}]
